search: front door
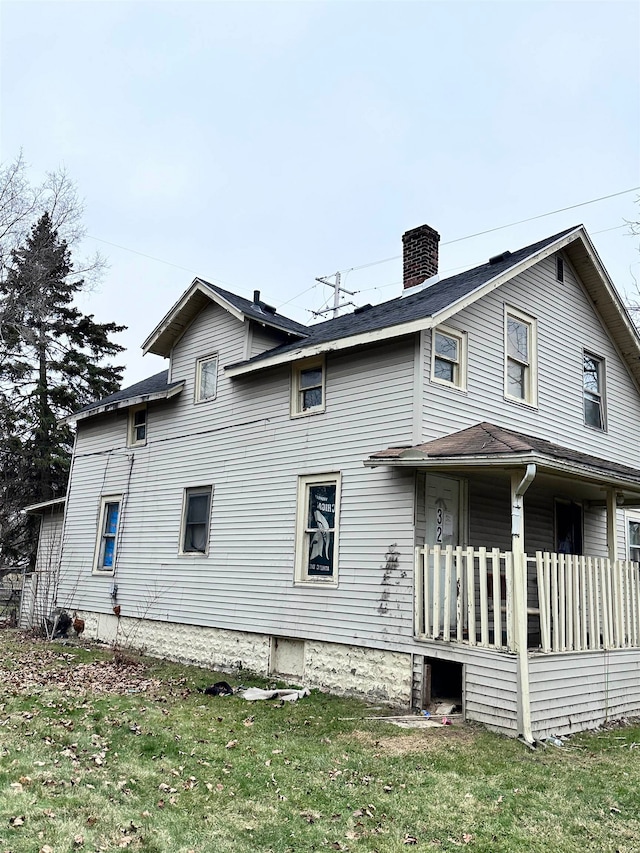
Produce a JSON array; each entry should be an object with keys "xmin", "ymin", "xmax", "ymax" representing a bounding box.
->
[
  {"xmin": 426, "ymin": 474, "xmax": 460, "ymax": 549},
  {"xmin": 426, "ymin": 475, "xmax": 462, "ymax": 627}
]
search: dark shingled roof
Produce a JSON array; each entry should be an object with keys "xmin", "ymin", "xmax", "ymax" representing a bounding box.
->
[
  {"xmin": 199, "ymin": 280, "xmax": 309, "ymax": 337},
  {"xmin": 76, "ymin": 225, "xmax": 581, "ymax": 418},
  {"xmin": 75, "ymin": 370, "xmax": 181, "ymax": 416},
  {"xmin": 229, "ymin": 226, "xmax": 579, "ymax": 368},
  {"xmin": 369, "ymin": 422, "xmax": 640, "ymax": 486}
]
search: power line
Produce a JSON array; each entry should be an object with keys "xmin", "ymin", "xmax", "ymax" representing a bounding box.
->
[
  {"xmin": 334, "ymin": 186, "xmax": 640, "ymax": 276},
  {"xmin": 355, "ymin": 222, "xmax": 631, "ymax": 298},
  {"xmin": 85, "ymin": 189, "xmax": 637, "ymax": 314}
]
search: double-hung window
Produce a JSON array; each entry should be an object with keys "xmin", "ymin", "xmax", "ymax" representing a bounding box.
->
[
  {"xmin": 181, "ymin": 486, "xmax": 213, "ymax": 554},
  {"xmin": 628, "ymin": 518, "xmax": 640, "ymax": 563},
  {"xmin": 93, "ymin": 496, "xmax": 121, "ymax": 573},
  {"xmin": 128, "ymin": 405, "xmax": 147, "ymax": 446},
  {"xmin": 195, "ymin": 354, "xmax": 218, "ymax": 403},
  {"xmin": 291, "ymin": 357, "xmax": 325, "ymax": 417},
  {"xmin": 583, "ymin": 352, "xmax": 605, "ymax": 430},
  {"xmin": 431, "ymin": 326, "xmax": 466, "ymax": 389},
  {"xmin": 505, "ymin": 307, "xmax": 537, "ymax": 406},
  {"xmin": 295, "ymin": 473, "xmax": 341, "ymax": 585}
]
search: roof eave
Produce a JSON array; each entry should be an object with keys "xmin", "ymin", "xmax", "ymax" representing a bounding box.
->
[
  {"xmin": 23, "ymin": 497, "xmax": 66, "ymax": 515},
  {"xmin": 364, "ymin": 451, "xmax": 640, "ymax": 494},
  {"xmin": 142, "ymin": 279, "xmax": 244, "ymax": 357},
  {"xmin": 142, "ymin": 278, "xmax": 308, "ymax": 357},
  {"xmin": 62, "ymin": 382, "xmax": 185, "ymax": 426}
]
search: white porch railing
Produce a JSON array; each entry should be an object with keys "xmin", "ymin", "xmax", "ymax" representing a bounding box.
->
[
  {"xmin": 415, "ymin": 545, "xmax": 515, "ymax": 651},
  {"xmin": 415, "ymin": 545, "xmax": 640, "ymax": 653},
  {"xmin": 534, "ymin": 553, "xmax": 640, "ymax": 652}
]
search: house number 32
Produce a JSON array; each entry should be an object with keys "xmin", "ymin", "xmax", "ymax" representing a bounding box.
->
[{"xmin": 436, "ymin": 507, "xmax": 443, "ymax": 543}]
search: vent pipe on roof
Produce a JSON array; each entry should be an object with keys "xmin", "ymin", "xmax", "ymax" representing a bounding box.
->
[
  {"xmin": 253, "ymin": 290, "xmax": 260, "ymax": 305},
  {"xmin": 402, "ymin": 224, "xmax": 440, "ymax": 289}
]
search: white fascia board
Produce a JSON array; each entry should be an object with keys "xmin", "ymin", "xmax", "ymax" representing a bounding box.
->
[
  {"xmin": 364, "ymin": 451, "xmax": 640, "ymax": 493},
  {"xmin": 225, "ymin": 318, "xmax": 440, "ymax": 376},
  {"xmin": 23, "ymin": 497, "xmax": 66, "ymax": 515},
  {"xmin": 62, "ymin": 382, "xmax": 185, "ymax": 426},
  {"xmin": 142, "ymin": 279, "xmax": 245, "ymax": 356},
  {"xmin": 225, "ymin": 228, "xmax": 586, "ymax": 379}
]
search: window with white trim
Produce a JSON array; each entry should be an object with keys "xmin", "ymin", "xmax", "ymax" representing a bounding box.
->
[
  {"xmin": 295, "ymin": 473, "xmax": 341, "ymax": 585},
  {"xmin": 93, "ymin": 496, "xmax": 122, "ymax": 573},
  {"xmin": 628, "ymin": 518, "xmax": 640, "ymax": 563},
  {"xmin": 127, "ymin": 405, "xmax": 147, "ymax": 446},
  {"xmin": 504, "ymin": 307, "xmax": 537, "ymax": 406},
  {"xmin": 180, "ymin": 486, "xmax": 213, "ymax": 554},
  {"xmin": 583, "ymin": 352, "xmax": 606, "ymax": 430},
  {"xmin": 291, "ymin": 357, "xmax": 325, "ymax": 417},
  {"xmin": 195, "ymin": 354, "xmax": 218, "ymax": 403},
  {"xmin": 431, "ymin": 326, "xmax": 466, "ymax": 390}
]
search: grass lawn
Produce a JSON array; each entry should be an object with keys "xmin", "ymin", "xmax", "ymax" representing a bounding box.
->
[{"xmin": 0, "ymin": 631, "xmax": 638, "ymax": 852}]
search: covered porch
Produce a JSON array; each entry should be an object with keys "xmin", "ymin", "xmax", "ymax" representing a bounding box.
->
[{"xmin": 367, "ymin": 423, "xmax": 640, "ymax": 740}]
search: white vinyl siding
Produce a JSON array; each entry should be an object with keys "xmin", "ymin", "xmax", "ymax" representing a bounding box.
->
[
  {"xmin": 57, "ymin": 331, "xmax": 417, "ymax": 647},
  {"xmin": 422, "ymin": 254, "xmax": 640, "ymax": 470}
]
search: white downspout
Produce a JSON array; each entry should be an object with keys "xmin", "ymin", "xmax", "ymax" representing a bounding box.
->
[{"xmin": 511, "ymin": 464, "xmax": 536, "ymax": 745}]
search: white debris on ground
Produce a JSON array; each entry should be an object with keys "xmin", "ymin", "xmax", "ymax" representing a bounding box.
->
[{"xmin": 241, "ymin": 687, "xmax": 311, "ymax": 702}]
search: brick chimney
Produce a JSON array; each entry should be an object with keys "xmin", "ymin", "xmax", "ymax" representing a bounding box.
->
[{"xmin": 402, "ymin": 224, "xmax": 440, "ymax": 289}]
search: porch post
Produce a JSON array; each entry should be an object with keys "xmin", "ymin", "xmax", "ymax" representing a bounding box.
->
[
  {"xmin": 511, "ymin": 465, "xmax": 536, "ymax": 744},
  {"xmin": 606, "ymin": 488, "xmax": 618, "ymax": 562}
]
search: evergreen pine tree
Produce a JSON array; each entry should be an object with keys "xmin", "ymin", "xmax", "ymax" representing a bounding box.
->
[{"xmin": 0, "ymin": 212, "xmax": 125, "ymax": 568}]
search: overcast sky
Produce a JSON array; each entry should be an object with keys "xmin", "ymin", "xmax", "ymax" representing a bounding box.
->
[{"xmin": 1, "ymin": 1, "xmax": 639, "ymax": 387}]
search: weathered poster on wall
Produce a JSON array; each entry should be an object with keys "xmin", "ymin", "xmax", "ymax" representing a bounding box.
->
[{"xmin": 307, "ymin": 484, "xmax": 336, "ymax": 576}]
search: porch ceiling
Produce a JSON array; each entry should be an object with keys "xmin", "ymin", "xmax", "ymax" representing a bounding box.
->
[{"xmin": 365, "ymin": 422, "xmax": 640, "ymax": 504}]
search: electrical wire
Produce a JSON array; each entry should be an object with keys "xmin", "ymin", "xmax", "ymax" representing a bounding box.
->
[
  {"xmin": 85, "ymin": 188, "xmax": 638, "ymax": 313},
  {"xmin": 332, "ymin": 187, "xmax": 640, "ymax": 277}
]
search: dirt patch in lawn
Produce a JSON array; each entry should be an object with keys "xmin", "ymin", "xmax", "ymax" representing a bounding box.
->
[{"xmin": 348, "ymin": 725, "xmax": 477, "ymax": 755}]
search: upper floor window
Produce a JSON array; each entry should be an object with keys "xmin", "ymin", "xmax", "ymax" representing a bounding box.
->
[
  {"xmin": 180, "ymin": 486, "xmax": 213, "ymax": 554},
  {"xmin": 128, "ymin": 405, "xmax": 147, "ymax": 446},
  {"xmin": 195, "ymin": 354, "xmax": 218, "ymax": 403},
  {"xmin": 431, "ymin": 326, "xmax": 467, "ymax": 390},
  {"xmin": 93, "ymin": 496, "xmax": 121, "ymax": 574},
  {"xmin": 291, "ymin": 357, "xmax": 325, "ymax": 417},
  {"xmin": 294, "ymin": 473, "xmax": 341, "ymax": 585},
  {"xmin": 628, "ymin": 518, "xmax": 640, "ymax": 563},
  {"xmin": 504, "ymin": 307, "xmax": 537, "ymax": 406},
  {"xmin": 583, "ymin": 352, "xmax": 605, "ymax": 430}
]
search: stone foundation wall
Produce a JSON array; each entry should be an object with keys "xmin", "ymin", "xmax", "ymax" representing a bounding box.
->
[{"xmin": 79, "ymin": 611, "xmax": 413, "ymax": 707}]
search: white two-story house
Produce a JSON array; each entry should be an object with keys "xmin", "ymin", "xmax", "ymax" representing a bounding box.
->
[{"xmin": 24, "ymin": 222, "xmax": 640, "ymax": 741}]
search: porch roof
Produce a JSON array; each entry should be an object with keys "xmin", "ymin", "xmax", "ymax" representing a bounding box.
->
[{"xmin": 365, "ymin": 422, "xmax": 640, "ymax": 497}]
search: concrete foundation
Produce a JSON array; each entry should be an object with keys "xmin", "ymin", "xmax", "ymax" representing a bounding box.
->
[{"xmin": 79, "ymin": 611, "xmax": 413, "ymax": 707}]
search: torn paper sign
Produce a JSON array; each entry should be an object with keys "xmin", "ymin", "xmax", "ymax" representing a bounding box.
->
[{"xmin": 242, "ymin": 687, "xmax": 311, "ymax": 702}]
